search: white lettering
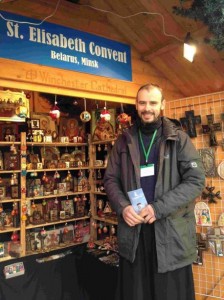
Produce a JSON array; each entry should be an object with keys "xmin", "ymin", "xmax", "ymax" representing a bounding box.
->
[
  {"xmin": 89, "ymin": 42, "xmax": 127, "ymax": 63},
  {"xmin": 51, "ymin": 50, "xmax": 79, "ymax": 64},
  {"xmin": 28, "ymin": 27, "xmax": 86, "ymax": 53},
  {"xmin": 81, "ymin": 57, "xmax": 99, "ymax": 68}
]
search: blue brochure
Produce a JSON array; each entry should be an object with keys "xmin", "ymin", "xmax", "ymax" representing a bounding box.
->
[{"xmin": 127, "ymin": 188, "xmax": 148, "ymax": 213}]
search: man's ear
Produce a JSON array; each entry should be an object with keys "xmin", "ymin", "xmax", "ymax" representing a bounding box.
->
[{"xmin": 161, "ymin": 99, "xmax": 166, "ymax": 111}]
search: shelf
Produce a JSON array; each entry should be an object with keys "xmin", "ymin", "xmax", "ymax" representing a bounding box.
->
[
  {"xmin": 26, "ymin": 167, "xmax": 89, "ymax": 173},
  {"xmin": 93, "ymin": 215, "xmax": 118, "ymax": 225},
  {"xmin": 1, "ymin": 198, "xmax": 20, "ymax": 203},
  {"xmin": 0, "ymin": 131, "xmax": 115, "ymax": 259},
  {"xmin": 0, "ymin": 142, "xmax": 21, "ymax": 146},
  {"xmin": 91, "ymin": 166, "xmax": 106, "ymax": 169},
  {"xmin": 91, "ymin": 139, "xmax": 116, "ymax": 145},
  {"xmin": 26, "ymin": 191, "xmax": 90, "ymax": 201},
  {"xmin": 0, "ymin": 226, "xmax": 20, "ymax": 233},
  {"xmin": 26, "ymin": 216, "xmax": 90, "ymax": 229},
  {"xmin": 26, "ymin": 142, "xmax": 87, "ymax": 147},
  {"xmin": 0, "ymin": 170, "xmax": 21, "ymax": 174},
  {"xmin": 92, "ymin": 192, "xmax": 107, "ymax": 195}
]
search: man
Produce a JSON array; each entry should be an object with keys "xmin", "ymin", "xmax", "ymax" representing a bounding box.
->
[{"xmin": 103, "ymin": 83, "xmax": 205, "ymax": 300}]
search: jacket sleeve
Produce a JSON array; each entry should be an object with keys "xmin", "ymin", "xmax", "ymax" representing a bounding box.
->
[
  {"xmin": 152, "ymin": 131, "xmax": 205, "ymax": 219},
  {"xmin": 103, "ymin": 136, "xmax": 131, "ymax": 217}
]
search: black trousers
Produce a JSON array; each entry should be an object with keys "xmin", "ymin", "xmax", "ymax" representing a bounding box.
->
[{"xmin": 116, "ymin": 224, "xmax": 195, "ymax": 300}]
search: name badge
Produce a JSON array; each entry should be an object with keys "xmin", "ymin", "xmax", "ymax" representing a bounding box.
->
[{"xmin": 140, "ymin": 164, "xmax": 154, "ymax": 177}]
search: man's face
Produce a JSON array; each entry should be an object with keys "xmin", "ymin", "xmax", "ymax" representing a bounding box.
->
[{"xmin": 136, "ymin": 87, "xmax": 165, "ymax": 124}]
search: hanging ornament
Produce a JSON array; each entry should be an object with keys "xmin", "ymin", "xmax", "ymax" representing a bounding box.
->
[
  {"xmin": 100, "ymin": 106, "xmax": 111, "ymax": 122},
  {"xmin": 40, "ymin": 228, "xmax": 47, "ymax": 237},
  {"xmin": 11, "ymin": 231, "xmax": 19, "ymax": 242},
  {"xmin": 42, "ymin": 172, "xmax": 48, "ymax": 183},
  {"xmin": 63, "ymin": 223, "xmax": 69, "ymax": 234},
  {"xmin": 116, "ymin": 103, "xmax": 131, "ymax": 133},
  {"xmin": 54, "ymin": 171, "xmax": 58, "ymax": 179},
  {"xmin": 111, "ymin": 225, "xmax": 116, "ymax": 235},
  {"xmin": 12, "ymin": 202, "xmax": 19, "ymax": 216},
  {"xmin": 10, "ymin": 143, "xmax": 17, "ymax": 154},
  {"xmin": 80, "ymin": 98, "xmax": 91, "ymax": 123},
  {"xmin": 49, "ymin": 95, "xmax": 60, "ymax": 120},
  {"xmin": 116, "ymin": 112, "xmax": 132, "ymax": 131},
  {"xmin": 82, "ymin": 194, "xmax": 87, "ymax": 201},
  {"xmin": 91, "ymin": 221, "xmax": 97, "ymax": 229},
  {"xmin": 66, "ymin": 170, "xmax": 72, "ymax": 181},
  {"xmin": 103, "ymin": 225, "xmax": 108, "ymax": 233},
  {"xmin": 97, "ymin": 169, "xmax": 102, "ymax": 179}
]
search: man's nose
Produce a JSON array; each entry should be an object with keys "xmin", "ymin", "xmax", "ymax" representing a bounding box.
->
[{"xmin": 145, "ymin": 102, "xmax": 151, "ymax": 110}]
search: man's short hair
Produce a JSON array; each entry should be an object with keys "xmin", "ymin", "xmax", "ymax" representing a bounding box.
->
[{"xmin": 137, "ymin": 83, "xmax": 164, "ymax": 101}]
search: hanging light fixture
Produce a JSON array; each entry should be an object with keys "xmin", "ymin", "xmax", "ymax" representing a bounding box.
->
[
  {"xmin": 183, "ymin": 32, "xmax": 197, "ymax": 63},
  {"xmin": 49, "ymin": 95, "xmax": 60, "ymax": 119}
]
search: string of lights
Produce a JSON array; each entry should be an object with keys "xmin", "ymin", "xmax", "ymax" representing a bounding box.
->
[{"xmin": 0, "ymin": 0, "xmax": 183, "ymax": 42}]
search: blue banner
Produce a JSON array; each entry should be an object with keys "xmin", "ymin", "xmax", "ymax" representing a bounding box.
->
[{"xmin": 0, "ymin": 11, "xmax": 132, "ymax": 81}]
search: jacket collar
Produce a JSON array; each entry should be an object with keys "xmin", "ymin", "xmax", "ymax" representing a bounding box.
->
[{"xmin": 124, "ymin": 116, "xmax": 182, "ymax": 141}]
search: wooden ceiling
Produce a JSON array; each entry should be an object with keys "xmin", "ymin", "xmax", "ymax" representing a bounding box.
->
[{"xmin": 0, "ymin": 0, "xmax": 224, "ymax": 100}]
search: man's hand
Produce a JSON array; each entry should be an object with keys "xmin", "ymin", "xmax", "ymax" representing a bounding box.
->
[
  {"xmin": 139, "ymin": 205, "xmax": 156, "ymax": 224},
  {"xmin": 122, "ymin": 205, "xmax": 145, "ymax": 226}
]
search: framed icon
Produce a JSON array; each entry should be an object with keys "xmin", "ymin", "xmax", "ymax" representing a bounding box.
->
[
  {"xmin": 0, "ymin": 186, "xmax": 6, "ymax": 199},
  {"xmin": 30, "ymin": 119, "xmax": 40, "ymax": 129},
  {"xmin": 11, "ymin": 185, "xmax": 19, "ymax": 199}
]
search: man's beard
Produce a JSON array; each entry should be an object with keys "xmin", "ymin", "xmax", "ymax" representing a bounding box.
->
[{"xmin": 141, "ymin": 111, "xmax": 159, "ymax": 124}]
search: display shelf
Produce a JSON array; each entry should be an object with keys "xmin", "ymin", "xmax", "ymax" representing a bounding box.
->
[
  {"xmin": 26, "ymin": 167, "xmax": 89, "ymax": 173},
  {"xmin": 26, "ymin": 215, "xmax": 90, "ymax": 229},
  {"xmin": 93, "ymin": 215, "xmax": 118, "ymax": 225},
  {"xmin": 1, "ymin": 198, "xmax": 20, "ymax": 203},
  {"xmin": 91, "ymin": 139, "xmax": 116, "ymax": 145},
  {"xmin": 0, "ymin": 142, "xmax": 21, "ymax": 146},
  {"xmin": 0, "ymin": 131, "xmax": 117, "ymax": 258},
  {"xmin": 0, "ymin": 170, "xmax": 21, "ymax": 174},
  {"xmin": 0, "ymin": 132, "xmax": 91, "ymax": 259},
  {"xmin": 92, "ymin": 191, "xmax": 107, "ymax": 195},
  {"xmin": 0, "ymin": 226, "xmax": 20, "ymax": 233},
  {"xmin": 89, "ymin": 139, "xmax": 117, "ymax": 243},
  {"xmin": 26, "ymin": 142, "xmax": 88, "ymax": 147},
  {"xmin": 26, "ymin": 191, "xmax": 90, "ymax": 201}
]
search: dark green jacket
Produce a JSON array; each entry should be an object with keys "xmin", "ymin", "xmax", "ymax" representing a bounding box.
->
[{"xmin": 103, "ymin": 117, "xmax": 205, "ymax": 273}]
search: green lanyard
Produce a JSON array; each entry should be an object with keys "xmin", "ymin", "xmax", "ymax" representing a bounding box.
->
[{"xmin": 139, "ymin": 129, "xmax": 157, "ymax": 164}]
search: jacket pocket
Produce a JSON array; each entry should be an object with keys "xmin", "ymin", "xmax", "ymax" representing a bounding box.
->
[
  {"xmin": 168, "ymin": 216, "xmax": 196, "ymax": 262},
  {"xmin": 117, "ymin": 221, "xmax": 139, "ymax": 262}
]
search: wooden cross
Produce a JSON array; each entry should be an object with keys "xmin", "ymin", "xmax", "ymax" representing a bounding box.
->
[
  {"xmin": 193, "ymin": 233, "xmax": 208, "ymax": 265},
  {"xmin": 207, "ymin": 228, "xmax": 224, "ymax": 257},
  {"xmin": 202, "ymin": 114, "xmax": 221, "ymax": 146},
  {"xmin": 180, "ymin": 110, "xmax": 201, "ymax": 137},
  {"xmin": 201, "ymin": 185, "xmax": 221, "ymax": 204}
]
